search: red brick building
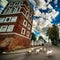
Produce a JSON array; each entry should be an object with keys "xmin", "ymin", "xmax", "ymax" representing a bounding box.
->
[{"xmin": 0, "ymin": 0, "xmax": 34, "ymax": 51}]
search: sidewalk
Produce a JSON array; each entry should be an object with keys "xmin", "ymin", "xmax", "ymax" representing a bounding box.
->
[{"xmin": 1, "ymin": 46, "xmax": 40, "ymax": 55}]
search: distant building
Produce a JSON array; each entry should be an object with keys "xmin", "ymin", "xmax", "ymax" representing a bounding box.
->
[{"xmin": 0, "ymin": 0, "xmax": 34, "ymax": 51}]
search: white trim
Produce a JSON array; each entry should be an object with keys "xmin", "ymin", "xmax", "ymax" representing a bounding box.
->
[
  {"xmin": 22, "ymin": 7, "xmax": 26, "ymax": 13},
  {"xmin": 26, "ymin": 31, "xmax": 30, "ymax": 38},
  {"xmin": 24, "ymin": 4, "xmax": 28, "ymax": 10},
  {"xmin": 4, "ymin": 17, "xmax": 11, "ymax": 23},
  {"xmin": 11, "ymin": 16, "xmax": 17, "ymax": 22},
  {"xmin": 0, "ymin": 25, "xmax": 8, "ymax": 32},
  {"xmin": 21, "ymin": 28, "xmax": 26, "ymax": 35},
  {"xmin": 23, "ymin": 19, "xmax": 27, "ymax": 27},
  {"xmin": 27, "ymin": 24, "xmax": 31, "ymax": 30},
  {"xmin": 0, "ymin": 18, "xmax": 5, "ymax": 23},
  {"xmin": 1, "ymin": 12, "xmax": 32, "ymax": 24},
  {"xmin": 0, "ymin": 32, "xmax": 31, "ymax": 39},
  {"xmin": 7, "ymin": 25, "xmax": 14, "ymax": 32}
]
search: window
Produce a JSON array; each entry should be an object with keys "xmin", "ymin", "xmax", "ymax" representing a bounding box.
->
[
  {"xmin": 4, "ymin": 17, "xmax": 11, "ymax": 23},
  {"xmin": 3, "ymin": 9, "xmax": 7, "ymax": 14},
  {"xmin": 26, "ymin": 31, "xmax": 30, "ymax": 37},
  {"xmin": 27, "ymin": 24, "xmax": 31, "ymax": 30},
  {"xmin": 23, "ymin": 20, "xmax": 27, "ymax": 27},
  {"xmin": 12, "ymin": 7, "xmax": 15, "ymax": 13},
  {"xmin": 7, "ymin": 25, "xmax": 14, "ymax": 32},
  {"xmin": 3, "ymin": 6, "xmax": 12, "ymax": 14},
  {"xmin": 11, "ymin": 16, "xmax": 17, "ymax": 22},
  {"xmin": 13, "ymin": 7, "xmax": 18, "ymax": 13},
  {"xmin": 0, "ymin": 25, "xmax": 8, "ymax": 32},
  {"xmin": 21, "ymin": 1, "xmax": 23, "ymax": 4},
  {"xmin": 8, "ymin": 2, "xmax": 13, "ymax": 7},
  {"xmin": 0, "ymin": 18, "xmax": 5, "ymax": 23},
  {"xmin": 18, "ymin": 2, "xmax": 21, "ymax": 6},
  {"xmin": 14, "ymin": 2, "xmax": 16, "ymax": 6},
  {"xmin": 14, "ymin": 2, "xmax": 18, "ymax": 6},
  {"xmin": 9, "ymin": 7, "xmax": 12, "ymax": 13},
  {"xmin": 6, "ymin": 8, "xmax": 10, "ymax": 14},
  {"xmin": 21, "ymin": 28, "xmax": 26, "ymax": 35},
  {"xmin": 26, "ymin": 12, "xmax": 29, "ymax": 17},
  {"xmin": 17, "ymin": 7, "xmax": 21, "ymax": 12}
]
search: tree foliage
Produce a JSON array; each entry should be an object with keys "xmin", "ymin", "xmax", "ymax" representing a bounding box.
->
[
  {"xmin": 38, "ymin": 36, "xmax": 43, "ymax": 40},
  {"xmin": 46, "ymin": 24, "xmax": 59, "ymax": 45},
  {"xmin": 38, "ymin": 36, "xmax": 46, "ymax": 43},
  {"xmin": 31, "ymin": 33, "xmax": 36, "ymax": 41}
]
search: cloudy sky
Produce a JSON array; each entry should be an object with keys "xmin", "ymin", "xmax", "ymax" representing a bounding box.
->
[
  {"xmin": 0, "ymin": 0, "xmax": 60, "ymax": 39},
  {"xmin": 29, "ymin": 0, "xmax": 60, "ymax": 39}
]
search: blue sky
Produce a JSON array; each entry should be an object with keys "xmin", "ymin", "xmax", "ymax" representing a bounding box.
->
[
  {"xmin": 30, "ymin": 0, "xmax": 60, "ymax": 24},
  {"xmin": 30, "ymin": 0, "xmax": 60, "ymax": 38}
]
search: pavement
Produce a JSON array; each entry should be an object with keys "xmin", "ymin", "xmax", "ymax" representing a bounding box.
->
[
  {"xmin": 0, "ymin": 46, "xmax": 60, "ymax": 60},
  {"xmin": 0, "ymin": 46, "xmax": 40, "ymax": 54}
]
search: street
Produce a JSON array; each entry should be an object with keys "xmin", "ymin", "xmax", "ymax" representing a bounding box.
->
[{"xmin": 0, "ymin": 46, "xmax": 60, "ymax": 60}]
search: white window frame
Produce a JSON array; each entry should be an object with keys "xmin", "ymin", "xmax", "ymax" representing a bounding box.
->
[
  {"xmin": 4, "ymin": 17, "xmax": 11, "ymax": 23},
  {"xmin": 28, "ymin": 24, "xmax": 31, "ymax": 30},
  {"xmin": 0, "ymin": 25, "xmax": 8, "ymax": 32},
  {"xmin": 13, "ymin": 7, "xmax": 18, "ymax": 13},
  {"xmin": 26, "ymin": 11, "xmax": 29, "ymax": 19},
  {"xmin": 3, "ymin": 9, "xmax": 7, "ymax": 14},
  {"xmin": 14, "ymin": 2, "xmax": 18, "ymax": 6},
  {"xmin": 9, "ymin": 2, "xmax": 13, "ymax": 7},
  {"xmin": 0, "ymin": 18, "xmax": 5, "ymax": 23},
  {"xmin": 23, "ymin": 20, "xmax": 27, "ymax": 27},
  {"xmin": 21, "ymin": 28, "xmax": 26, "ymax": 35},
  {"xmin": 18, "ymin": 2, "xmax": 21, "ymax": 6},
  {"xmin": 9, "ymin": 7, "xmax": 12, "ymax": 13},
  {"xmin": 26, "ymin": 31, "xmax": 30, "ymax": 37},
  {"xmin": 7, "ymin": 25, "xmax": 14, "ymax": 32},
  {"xmin": 11, "ymin": 16, "xmax": 17, "ymax": 22},
  {"xmin": 17, "ymin": 7, "xmax": 21, "ymax": 12},
  {"xmin": 6, "ymin": 8, "xmax": 10, "ymax": 14}
]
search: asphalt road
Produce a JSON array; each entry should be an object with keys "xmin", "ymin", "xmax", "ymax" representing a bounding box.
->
[{"xmin": 0, "ymin": 46, "xmax": 60, "ymax": 60}]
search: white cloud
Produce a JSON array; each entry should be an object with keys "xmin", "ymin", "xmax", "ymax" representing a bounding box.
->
[
  {"xmin": 1, "ymin": 0, "xmax": 8, "ymax": 7},
  {"xmin": 30, "ymin": 0, "xmax": 36, "ymax": 5},
  {"xmin": 34, "ymin": 9, "xmax": 41, "ymax": 16},
  {"xmin": 48, "ymin": 4, "xmax": 53, "ymax": 9},
  {"xmin": 47, "ymin": 0, "xmax": 52, "ymax": 4},
  {"xmin": 33, "ymin": 7, "xmax": 59, "ymax": 32},
  {"xmin": 29, "ymin": 0, "xmax": 36, "ymax": 10},
  {"xmin": 37, "ymin": 0, "xmax": 47, "ymax": 10},
  {"xmin": 50, "ymin": 9, "xmax": 59, "ymax": 19},
  {"xmin": 32, "ymin": 20, "xmax": 37, "ymax": 32},
  {"xmin": 33, "ymin": 20, "xmax": 37, "ymax": 28},
  {"xmin": 30, "ymin": 0, "xmax": 59, "ymax": 37}
]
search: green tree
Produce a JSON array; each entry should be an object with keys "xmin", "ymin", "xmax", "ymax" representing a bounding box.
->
[
  {"xmin": 31, "ymin": 33, "xmax": 36, "ymax": 41},
  {"xmin": 38, "ymin": 36, "xmax": 46, "ymax": 43},
  {"xmin": 46, "ymin": 24, "xmax": 59, "ymax": 46},
  {"xmin": 38, "ymin": 36, "xmax": 43, "ymax": 40}
]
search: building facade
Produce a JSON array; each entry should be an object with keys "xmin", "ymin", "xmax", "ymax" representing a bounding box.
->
[{"xmin": 0, "ymin": 0, "xmax": 34, "ymax": 51}]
